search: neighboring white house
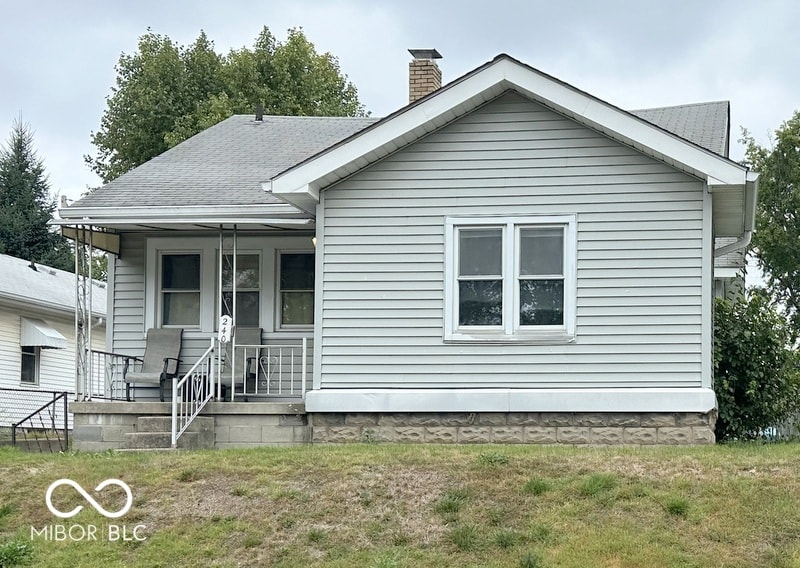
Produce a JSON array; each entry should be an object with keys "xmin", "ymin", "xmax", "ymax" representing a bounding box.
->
[
  {"xmin": 0, "ymin": 254, "xmax": 106, "ymax": 393},
  {"xmin": 58, "ymin": 52, "xmax": 757, "ymax": 447}
]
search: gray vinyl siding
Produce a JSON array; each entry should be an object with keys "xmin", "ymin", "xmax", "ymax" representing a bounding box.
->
[{"xmin": 318, "ymin": 92, "xmax": 705, "ymax": 389}]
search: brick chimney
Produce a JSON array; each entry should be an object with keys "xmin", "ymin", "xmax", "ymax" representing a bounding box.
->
[{"xmin": 408, "ymin": 49, "xmax": 442, "ymax": 103}]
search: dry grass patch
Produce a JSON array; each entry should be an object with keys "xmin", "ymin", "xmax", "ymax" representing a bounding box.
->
[{"xmin": 0, "ymin": 443, "xmax": 799, "ymax": 567}]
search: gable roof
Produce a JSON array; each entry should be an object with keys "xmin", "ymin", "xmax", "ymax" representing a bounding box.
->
[
  {"xmin": 0, "ymin": 254, "xmax": 107, "ymax": 317},
  {"xmin": 268, "ymin": 54, "xmax": 756, "ymax": 238},
  {"xmin": 59, "ymin": 53, "xmax": 755, "ymax": 238}
]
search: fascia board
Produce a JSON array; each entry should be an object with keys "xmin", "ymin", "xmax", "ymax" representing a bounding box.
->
[
  {"xmin": 272, "ymin": 57, "xmax": 748, "ymax": 199},
  {"xmin": 500, "ymin": 61, "xmax": 748, "ymax": 185},
  {"xmin": 270, "ymin": 63, "xmax": 510, "ymax": 197},
  {"xmin": 0, "ymin": 294, "xmax": 75, "ymax": 318},
  {"xmin": 57, "ymin": 203, "xmax": 303, "ymax": 221}
]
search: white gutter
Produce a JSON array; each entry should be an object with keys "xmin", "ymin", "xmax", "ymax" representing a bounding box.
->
[
  {"xmin": 713, "ymin": 171, "xmax": 759, "ymax": 258},
  {"xmin": 50, "ymin": 217, "xmax": 313, "ymax": 226}
]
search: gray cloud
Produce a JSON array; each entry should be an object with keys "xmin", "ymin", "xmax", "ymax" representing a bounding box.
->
[{"xmin": 1, "ymin": 0, "xmax": 796, "ymax": 201}]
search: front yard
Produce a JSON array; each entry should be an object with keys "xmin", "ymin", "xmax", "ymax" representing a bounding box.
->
[{"xmin": 0, "ymin": 443, "xmax": 798, "ymax": 567}]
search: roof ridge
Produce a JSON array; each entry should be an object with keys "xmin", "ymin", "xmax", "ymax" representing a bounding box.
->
[{"xmin": 631, "ymin": 100, "xmax": 729, "ymax": 113}]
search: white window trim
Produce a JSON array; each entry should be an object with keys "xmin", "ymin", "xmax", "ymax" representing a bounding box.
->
[
  {"xmin": 158, "ymin": 250, "xmax": 203, "ymax": 329},
  {"xmin": 275, "ymin": 249, "xmax": 316, "ymax": 331},
  {"xmin": 146, "ymin": 236, "xmax": 314, "ymax": 336},
  {"xmin": 444, "ymin": 215, "xmax": 576, "ymax": 343}
]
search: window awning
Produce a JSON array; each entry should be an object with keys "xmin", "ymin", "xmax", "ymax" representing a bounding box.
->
[{"xmin": 20, "ymin": 317, "xmax": 68, "ymax": 349}]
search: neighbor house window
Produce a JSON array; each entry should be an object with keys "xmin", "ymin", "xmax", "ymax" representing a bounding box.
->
[
  {"xmin": 21, "ymin": 346, "xmax": 39, "ymax": 384},
  {"xmin": 445, "ymin": 216, "xmax": 576, "ymax": 341},
  {"xmin": 220, "ymin": 253, "xmax": 261, "ymax": 327},
  {"xmin": 279, "ymin": 252, "xmax": 314, "ymax": 326},
  {"xmin": 160, "ymin": 253, "xmax": 201, "ymax": 326}
]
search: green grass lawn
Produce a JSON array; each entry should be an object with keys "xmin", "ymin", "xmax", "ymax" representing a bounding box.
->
[{"xmin": 0, "ymin": 443, "xmax": 799, "ymax": 567}]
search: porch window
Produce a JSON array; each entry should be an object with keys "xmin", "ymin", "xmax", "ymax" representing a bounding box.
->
[
  {"xmin": 445, "ymin": 215, "xmax": 576, "ymax": 342},
  {"xmin": 20, "ymin": 346, "xmax": 39, "ymax": 384},
  {"xmin": 221, "ymin": 253, "xmax": 261, "ymax": 327},
  {"xmin": 160, "ymin": 253, "xmax": 201, "ymax": 326},
  {"xmin": 279, "ymin": 252, "xmax": 314, "ymax": 327}
]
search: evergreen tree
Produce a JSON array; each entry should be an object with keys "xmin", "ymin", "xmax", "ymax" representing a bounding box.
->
[{"xmin": 0, "ymin": 119, "xmax": 73, "ymax": 271}]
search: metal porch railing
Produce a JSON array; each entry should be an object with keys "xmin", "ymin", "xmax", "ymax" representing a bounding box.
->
[
  {"xmin": 86, "ymin": 349, "xmax": 128, "ymax": 400},
  {"xmin": 171, "ymin": 338, "xmax": 216, "ymax": 448},
  {"xmin": 230, "ymin": 338, "xmax": 308, "ymax": 400}
]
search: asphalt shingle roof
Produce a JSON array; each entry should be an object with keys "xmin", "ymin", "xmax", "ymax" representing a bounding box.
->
[
  {"xmin": 71, "ymin": 100, "xmax": 729, "ymax": 211},
  {"xmin": 0, "ymin": 254, "xmax": 107, "ymax": 315},
  {"xmin": 74, "ymin": 115, "xmax": 379, "ymax": 208},
  {"xmin": 631, "ymin": 101, "xmax": 730, "ymax": 157}
]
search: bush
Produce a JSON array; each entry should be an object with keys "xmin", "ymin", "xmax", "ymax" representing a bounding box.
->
[{"xmin": 713, "ymin": 292, "xmax": 800, "ymax": 441}]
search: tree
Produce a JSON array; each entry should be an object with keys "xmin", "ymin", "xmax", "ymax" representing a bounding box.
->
[
  {"xmin": 0, "ymin": 119, "xmax": 73, "ymax": 272},
  {"xmin": 713, "ymin": 291, "xmax": 800, "ymax": 441},
  {"xmin": 87, "ymin": 27, "xmax": 366, "ymax": 183},
  {"xmin": 741, "ymin": 111, "xmax": 800, "ymax": 336}
]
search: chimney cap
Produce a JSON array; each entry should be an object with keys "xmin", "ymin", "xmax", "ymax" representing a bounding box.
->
[{"xmin": 409, "ymin": 48, "xmax": 442, "ymax": 60}]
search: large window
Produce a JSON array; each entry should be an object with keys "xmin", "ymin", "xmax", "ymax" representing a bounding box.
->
[
  {"xmin": 279, "ymin": 252, "xmax": 315, "ymax": 327},
  {"xmin": 445, "ymin": 216, "xmax": 576, "ymax": 341},
  {"xmin": 221, "ymin": 253, "xmax": 261, "ymax": 327},
  {"xmin": 160, "ymin": 253, "xmax": 201, "ymax": 326},
  {"xmin": 21, "ymin": 346, "xmax": 39, "ymax": 384}
]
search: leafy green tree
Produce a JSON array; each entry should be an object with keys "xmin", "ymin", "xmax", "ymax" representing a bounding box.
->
[
  {"xmin": 741, "ymin": 112, "xmax": 800, "ymax": 336},
  {"xmin": 713, "ymin": 291, "xmax": 800, "ymax": 441},
  {"xmin": 0, "ymin": 119, "xmax": 73, "ymax": 271},
  {"xmin": 88, "ymin": 26, "xmax": 366, "ymax": 183}
]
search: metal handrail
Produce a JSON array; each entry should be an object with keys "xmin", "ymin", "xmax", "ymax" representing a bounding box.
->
[
  {"xmin": 171, "ymin": 338, "xmax": 216, "ymax": 448},
  {"xmin": 11, "ymin": 391, "xmax": 69, "ymax": 452}
]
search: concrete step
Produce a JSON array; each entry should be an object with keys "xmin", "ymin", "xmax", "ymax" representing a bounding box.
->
[
  {"xmin": 136, "ymin": 416, "xmax": 214, "ymax": 433},
  {"xmin": 122, "ymin": 431, "xmax": 204, "ymax": 450},
  {"xmin": 121, "ymin": 415, "xmax": 216, "ymax": 450}
]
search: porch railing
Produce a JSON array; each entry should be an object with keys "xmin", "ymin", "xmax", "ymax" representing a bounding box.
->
[
  {"xmin": 171, "ymin": 338, "xmax": 216, "ymax": 448},
  {"xmin": 231, "ymin": 337, "xmax": 307, "ymax": 400},
  {"xmin": 86, "ymin": 350, "xmax": 128, "ymax": 400}
]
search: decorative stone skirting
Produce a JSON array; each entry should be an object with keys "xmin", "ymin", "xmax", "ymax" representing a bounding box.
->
[{"xmin": 309, "ymin": 412, "xmax": 717, "ymax": 445}]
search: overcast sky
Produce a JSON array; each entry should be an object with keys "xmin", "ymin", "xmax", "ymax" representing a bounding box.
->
[{"xmin": 1, "ymin": 0, "xmax": 797, "ymax": 203}]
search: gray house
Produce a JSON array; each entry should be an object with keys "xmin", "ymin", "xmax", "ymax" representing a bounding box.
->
[{"xmin": 58, "ymin": 53, "xmax": 756, "ymax": 449}]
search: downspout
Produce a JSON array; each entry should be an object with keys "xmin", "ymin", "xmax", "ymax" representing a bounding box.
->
[
  {"xmin": 713, "ymin": 171, "xmax": 759, "ymax": 258},
  {"xmin": 713, "ymin": 230, "xmax": 751, "ymax": 257}
]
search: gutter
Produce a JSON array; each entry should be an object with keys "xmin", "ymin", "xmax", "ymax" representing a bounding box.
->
[{"xmin": 713, "ymin": 171, "xmax": 759, "ymax": 258}]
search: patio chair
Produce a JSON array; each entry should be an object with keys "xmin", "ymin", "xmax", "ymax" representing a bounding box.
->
[
  {"xmin": 220, "ymin": 327, "xmax": 262, "ymax": 400},
  {"xmin": 122, "ymin": 328, "xmax": 183, "ymax": 402}
]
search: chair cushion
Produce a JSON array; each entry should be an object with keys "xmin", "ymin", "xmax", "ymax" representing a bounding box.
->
[{"xmin": 124, "ymin": 371, "xmax": 163, "ymax": 384}]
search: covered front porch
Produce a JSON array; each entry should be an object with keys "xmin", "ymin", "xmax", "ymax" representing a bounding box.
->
[{"xmin": 56, "ymin": 212, "xmax": 318, "ymax": 448}]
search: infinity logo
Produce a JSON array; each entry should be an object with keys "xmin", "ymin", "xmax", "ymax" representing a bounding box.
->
[{"xmin": 45, "ymin": 479, "xmax": 133, "ymax": 519}]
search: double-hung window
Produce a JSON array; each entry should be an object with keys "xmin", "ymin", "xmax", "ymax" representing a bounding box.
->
[
  {"xmin": 20, "ymin": 346, "xmax": 39, "ymax": 384},
  {"xmin": 220, "ymin": 253, "xmax": 261, "ymax": 327},
  {"xmin": 160, "ymin": 253, "xmax": 201, "ymax": 327},
  {"xmin": 445, "ymin": 215, "xmax": 576, "ymax": 341},
  {"xmin": 278, "ymin": 252, "xmax": 315, "ymax": 327}
]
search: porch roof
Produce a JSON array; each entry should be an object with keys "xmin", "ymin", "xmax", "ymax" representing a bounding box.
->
[{"xmin": 56, "ymin": 115, "xmax": 378, "ymax": 230}]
